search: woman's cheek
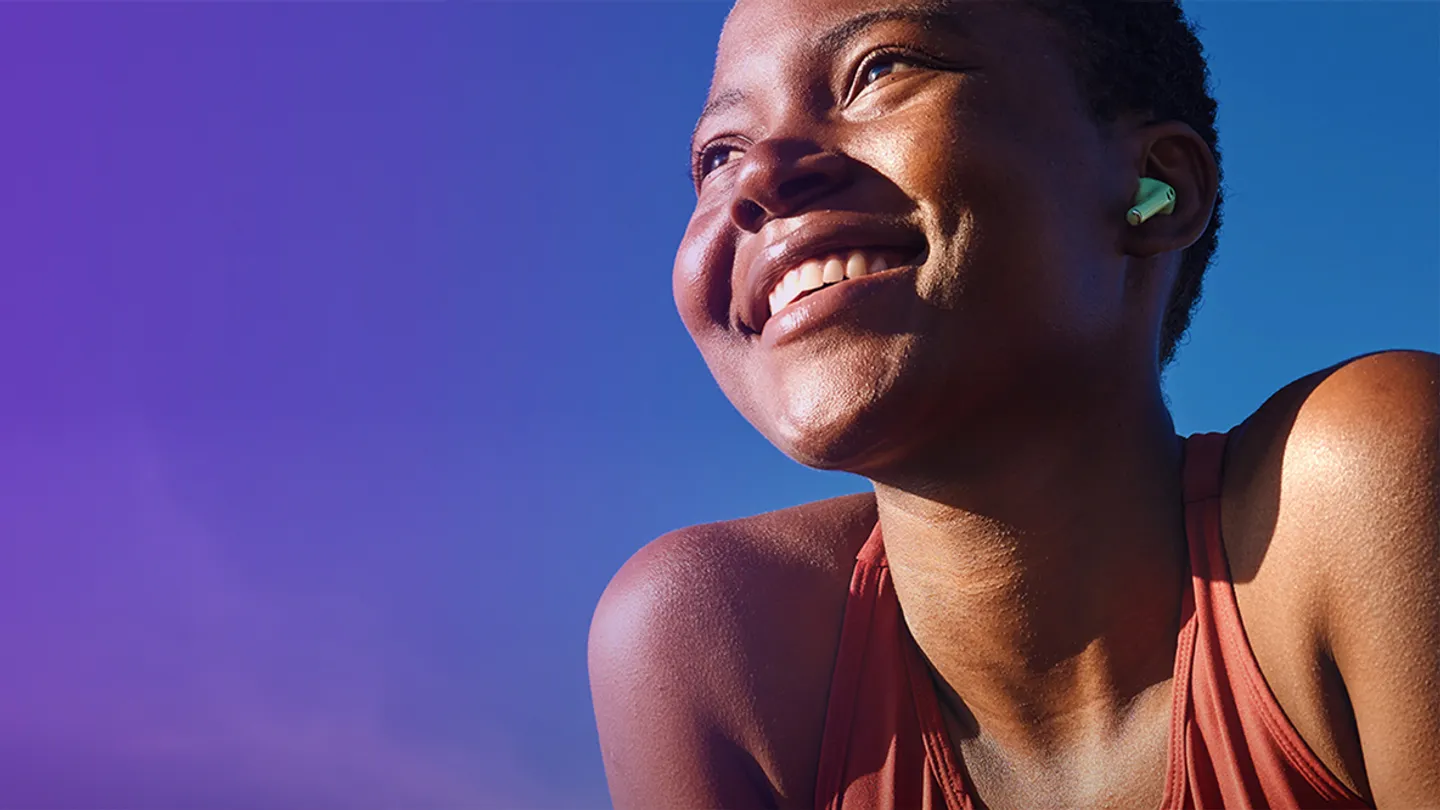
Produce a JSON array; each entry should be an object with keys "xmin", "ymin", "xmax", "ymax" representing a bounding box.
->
[{"xmin": 672, "ymin": 210, "xmax": 737, "ymax": 334}]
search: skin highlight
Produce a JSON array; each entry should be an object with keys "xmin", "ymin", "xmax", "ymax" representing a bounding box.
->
[{"xmin": 590, "ymin": 1, "xmax": 1440, "ymax": 808}]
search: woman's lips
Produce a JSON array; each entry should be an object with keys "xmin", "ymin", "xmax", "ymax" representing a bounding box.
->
[
  {"xmin": 759, "ymin": 260, "xmax": 922, "ymax": 348},
  {"xmin": 767, "ymin": 248, "xmax": 919, "ymax": 317},
  {"xmin": 737, "ymin": 213, "xmax": 927, "ymax": 336}
]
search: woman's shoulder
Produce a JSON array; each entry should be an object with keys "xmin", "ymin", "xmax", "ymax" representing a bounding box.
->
[
  {"xmin": 1221, "ymin": 348, "xmax": 1437, "ymax": 579},
  {"xmin": 1219, "ymin": 349, "xmax": 1438, "ymax": 801},
  {"xmin": 589, "ymin": 492, "xmax": 876, "ymax": 808}
]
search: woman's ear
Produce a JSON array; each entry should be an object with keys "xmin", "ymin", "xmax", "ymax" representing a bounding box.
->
[{"xmin": 1122, "ymin": 121, "xmax": 1218, "ymax": 258}]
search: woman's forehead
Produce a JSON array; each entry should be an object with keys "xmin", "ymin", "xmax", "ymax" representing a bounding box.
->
[
  {"xmin": 718, "ymin": 0, "xmax": 960, "ymax": 60},
  {"xmin": 710, "ymin": 0, "xmax": 1047, "ymax": 93}
]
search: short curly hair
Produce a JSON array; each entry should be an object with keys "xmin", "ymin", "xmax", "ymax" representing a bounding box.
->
[{"xmin": 1031, "ymin": 0, "xmax": 1223, "ymax": 367}]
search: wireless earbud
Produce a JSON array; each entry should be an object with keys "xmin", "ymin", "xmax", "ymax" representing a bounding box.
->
[{"xmin": 1127, "ymin": 178, "xmax": 1177, "ymax": 226}]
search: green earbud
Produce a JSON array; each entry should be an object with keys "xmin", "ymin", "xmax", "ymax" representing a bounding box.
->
[{"xmin": 1127, "ymin": 178, "xmax": 1177, "ymax": 226}]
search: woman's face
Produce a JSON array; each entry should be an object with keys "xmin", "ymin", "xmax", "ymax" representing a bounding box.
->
[{"xmin": 675, "ymin": 0, "xmax": 1147, "ymax": 472}]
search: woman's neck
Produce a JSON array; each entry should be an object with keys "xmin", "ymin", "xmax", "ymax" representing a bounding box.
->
[{"xmin": 870, "ymin": 382, "xmax": 1188, "ymax": 756}]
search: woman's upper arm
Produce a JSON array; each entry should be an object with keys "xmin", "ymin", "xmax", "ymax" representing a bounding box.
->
[{"xmin": 588, "ymin": 529, "xmax": 777, "ymax": 810}]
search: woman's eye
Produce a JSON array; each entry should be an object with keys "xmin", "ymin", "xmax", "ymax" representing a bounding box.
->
[
  {"xmin": 698, "ymin": 145, "xmax": 740, "ymax": 181},
  {"xmin": 859, "ymin": 55, "xmax": 916, "ymax": 91}
]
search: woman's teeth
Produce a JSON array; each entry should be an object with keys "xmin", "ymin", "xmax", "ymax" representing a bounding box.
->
[{"xmin": 767, "ymin": 250, "xmax": 898, "ymax": 317}]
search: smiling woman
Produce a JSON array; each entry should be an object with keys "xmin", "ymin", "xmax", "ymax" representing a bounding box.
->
[{"xmin": 588, "ymin": 1, "xmax": 1439, "ymax": 809}]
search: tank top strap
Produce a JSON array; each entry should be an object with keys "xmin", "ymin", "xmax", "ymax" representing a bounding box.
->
[
  {"xmin": 815, "ymin": 523, "xmax": 973, "ymax": 810},
  {"xmin": 1175, "ymin": 430, "xmax": 1369, "ymax": 806},
  {"xmin": 855, "ymin": 519, "xmax": 888, "ymax": 566},
  {"xmin": 814, "ymin": 523, "xmax": 887, "ymax": 809},
  {"xmin": 1181, "ymin": 430, "xmax": 1229, "ymax": 587},
  {"xmin": 1160, "ymin": 433, "xmax": 1224, "ymax": 808},
  {"xmin": 1183, "ymin": 431, "xmax": 1229, "ymax": 504}
]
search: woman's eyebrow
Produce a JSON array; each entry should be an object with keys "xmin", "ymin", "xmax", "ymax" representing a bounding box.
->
[
  {"xmin": 814, "ymin": 4, "xmax": 969, "ymax": 57},
  {"xmin": 693, "ymin": 88, "xmax": 748, "ymax": 145},
  {"xmin": 691, "ymin": 3, "xmax": 968, "ymax": 143}
]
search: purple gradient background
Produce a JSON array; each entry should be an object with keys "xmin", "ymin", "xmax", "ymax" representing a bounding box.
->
[{"xmin": 0, "ymin": 2, "xmax": 1435, "ymax": 808}]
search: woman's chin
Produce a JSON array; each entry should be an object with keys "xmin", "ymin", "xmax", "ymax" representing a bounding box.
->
[{"xmin": 762, "ymin": 402, "xmax": 920, "ymax": 474}]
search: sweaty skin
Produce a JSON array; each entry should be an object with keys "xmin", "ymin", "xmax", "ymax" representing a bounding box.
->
[{"xmin": 589, "ymin": 1, "xmax": 1440, "ymax": 808}]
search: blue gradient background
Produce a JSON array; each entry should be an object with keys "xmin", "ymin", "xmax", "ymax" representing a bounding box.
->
[{"xmin": 0, "ymin": 2, "xmax": 1435, "ymax": 808}]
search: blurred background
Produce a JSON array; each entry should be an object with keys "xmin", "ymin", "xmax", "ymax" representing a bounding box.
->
[{"xmin": 0, "ymin": 2, "xmax": 1435, "ymax": 807}]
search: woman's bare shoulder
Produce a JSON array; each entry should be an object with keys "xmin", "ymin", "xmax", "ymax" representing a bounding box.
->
[
  {"xmin": 589, "ymin": 492, "xmax": 876, "ymax": 809},
  {"xmin": 1223, "ymin": 349, "xmax": 1437, "ymax": 586},
  {"xmin": 1221, "ymin": 349, "xmax": 1439, "ymax": 801}
]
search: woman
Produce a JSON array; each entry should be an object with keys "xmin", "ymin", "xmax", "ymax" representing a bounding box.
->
[{"xmin": 589, "ymin": 1, "xmax": 1439, "ymax": 807}]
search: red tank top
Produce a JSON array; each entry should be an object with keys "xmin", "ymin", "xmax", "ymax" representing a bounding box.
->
[{"xmin": 813, "ymin": 432, "xmax": 1371, "ymax": 809}]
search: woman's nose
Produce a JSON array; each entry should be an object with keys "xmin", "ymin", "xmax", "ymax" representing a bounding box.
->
[{"xmin": 729, "ymin": 138, "xmax": 853, "ymax": 232}]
